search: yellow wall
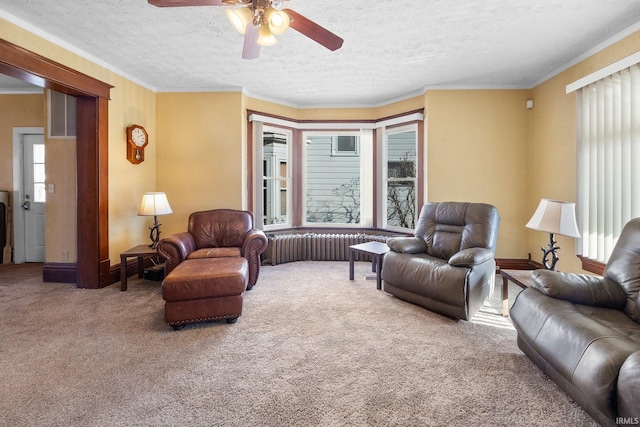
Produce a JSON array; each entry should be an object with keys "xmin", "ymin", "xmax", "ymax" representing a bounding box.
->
[
  {"xmin": 156, "ymin": 92, "xmax": 244, "ymax": 236},
  {"xmin": 425, "ymin": 90, "xmax": 532, "ymax": 258},
  {"xmin": 243, "ymin": 94, "xmax": 425, "ymax": 121},
  {"xmin": 529, "ymin": 31, "xmax": 640, "ymax": 273},
  {"xmin": 108, "ymin": 74, "xmax": 156, "ymax": 262}
]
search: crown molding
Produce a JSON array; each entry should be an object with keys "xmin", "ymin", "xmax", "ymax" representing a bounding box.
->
[{"xmin": 531, "ymin": 20, "xmax": 640, "ymax": 88}]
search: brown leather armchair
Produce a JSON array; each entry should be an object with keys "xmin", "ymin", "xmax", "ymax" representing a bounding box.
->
[
  {"xmin": 157, "ymin": 209, "xmax": 268, "ymax": 289},
  {"xmin": 511, "ymin": 218, "xmax": 640, "ymax": 426},
  {"xmin": 381, "ymin": 202, "xmax": 500, "ymax": 320}
]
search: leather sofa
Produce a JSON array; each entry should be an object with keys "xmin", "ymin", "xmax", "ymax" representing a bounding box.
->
[
  {"xmin": 381, "ymin": 201, "xmax": 500, "ymax": 320},
  {"xmin": 157, "ymin": 209, "xmax": 268, "ymax": 289},
  {"xmin": 510, "ymin": 218, "xmax": 640, "ymax": 426}
]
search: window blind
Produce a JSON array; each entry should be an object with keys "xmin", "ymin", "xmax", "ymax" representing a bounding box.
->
[{"xmin": 576, "ymin": 63, "xmax": 640, "ymax": 262}]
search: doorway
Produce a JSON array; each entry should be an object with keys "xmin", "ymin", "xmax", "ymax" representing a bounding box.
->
[{"xmin": 1, "ymin": 37, "xmax": 112, "ymax": 288}]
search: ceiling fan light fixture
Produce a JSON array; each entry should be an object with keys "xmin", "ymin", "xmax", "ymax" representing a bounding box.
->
[
  {"xmin": 265, "ymin": 8, "xmax": 290, "ymax": 35},
  {"xmin": 226, "ymin": 7, "xmax": 253, "ymax": 35},
  {"xmin": 257, "ymin": 24, "xmax": 277, "ymax": 46}
]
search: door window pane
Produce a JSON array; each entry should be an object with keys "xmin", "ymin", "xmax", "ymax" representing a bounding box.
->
[{"xmin": 33, "ymin": 144, "xmax": 46, "ymax": 203}]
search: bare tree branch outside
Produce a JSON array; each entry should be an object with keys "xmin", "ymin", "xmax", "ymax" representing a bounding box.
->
[{"xmin": 387, "ymin": 151, "xmax": 416, "ymax": 228}]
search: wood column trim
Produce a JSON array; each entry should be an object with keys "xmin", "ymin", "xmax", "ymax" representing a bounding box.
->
[{"xmin": 76, "ymin": 96, "xmax": 110, "ymax": 288}]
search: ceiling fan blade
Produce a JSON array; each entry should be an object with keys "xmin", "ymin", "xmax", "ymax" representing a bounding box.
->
[
  {"xmin": 148, "ymin": 0, "xmax": 227, "ymax": 7},
  {"xmin": 242, "ymin": 24, "xmax": 261, "ymax": 60},
  {"xmin": 283, "ymin": 9, "xmax": 343, "ymax": 51}
]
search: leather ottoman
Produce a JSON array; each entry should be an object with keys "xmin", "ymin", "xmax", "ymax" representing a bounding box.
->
[{"xmin": 162, "ymin": 257, "xmax": 249, "ymax": 330}]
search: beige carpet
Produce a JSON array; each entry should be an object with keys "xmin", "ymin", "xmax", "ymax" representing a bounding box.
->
[{"xmin": 0, "ymin": 261, "xmax": 597, "ymax": 427}]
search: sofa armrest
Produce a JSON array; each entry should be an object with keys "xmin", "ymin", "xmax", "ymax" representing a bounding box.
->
[
  {"xmin": 618, "ymin": 351, "xmax": 640, "ymax": 420},
  {"xmin": 242, "ymin": 229, "xmax": 268, "ymax": 258},
  {"xmin": 532, "ymin": 269, "xmax": 627, "ymax": 309},
  {"xmin": 242, "ymin": 229, "xmax": 268, "ymax": 289},
  {"xmin": 387, "ymin": 237, "xmax": 427, "ymax": 254},
  {"xmin": 156, "ymin": 232, "xmax": 197, "ymax": 275},
  {"xmin": 448, "ymin": 248, "xmax": 494, "ymax": 267}
]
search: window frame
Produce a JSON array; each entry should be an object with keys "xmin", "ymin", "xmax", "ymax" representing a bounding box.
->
[
  {"xmin": 380, "ymin": 123, "xmax": 420, "ymax": 232},
  {"xmin": 255, "ymin": 124, "xmax": 293, "ymax": 231},
  {"xmin": 330, "ymin": 135, "xmax": 359, "ymax": 157}
]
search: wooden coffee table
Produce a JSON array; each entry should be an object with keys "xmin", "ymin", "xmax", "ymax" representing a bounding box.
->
[
  {"xmin": 500, "ymin": 269, "xmax": 536, "ymax": 316},
  {"xmin": 349, "ymin": 241, "xmax": 390, "ymax": 290}
]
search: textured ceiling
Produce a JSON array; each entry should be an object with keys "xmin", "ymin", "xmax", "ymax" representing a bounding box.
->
[{"xmin": 1, "ymin": 0, "xmax": 640, "ymax": 107}]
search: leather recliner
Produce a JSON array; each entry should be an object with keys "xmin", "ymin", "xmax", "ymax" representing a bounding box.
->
[
  {"xmin": 381, "ymin": 201, "xmax": 500, "ymax": 320},
  {"xmin": 157, "ymin": 209, "xmax": 268, "ymax": 289},
  {"xmin": 510, "ymin": 218, "xmax": 640, "ymax": 427}
]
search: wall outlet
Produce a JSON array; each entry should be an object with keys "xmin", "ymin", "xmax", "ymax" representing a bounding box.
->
[{"xmin": 61, "ymin": 251, "xmax": 68, "ymax": 261}]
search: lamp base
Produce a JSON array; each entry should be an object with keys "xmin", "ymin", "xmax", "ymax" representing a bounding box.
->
[
  {"xmin": 540, "ymin": 233, "xmax": 560, "ymax": 270},
  {"xmin": 148, "ymin": 215, "xmax": 162, "ymax": 249}
]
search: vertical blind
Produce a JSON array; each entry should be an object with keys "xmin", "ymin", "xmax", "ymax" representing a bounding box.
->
[{"xmin": 576, "ymin": 63, "xmax": 640, "ymax": 262}]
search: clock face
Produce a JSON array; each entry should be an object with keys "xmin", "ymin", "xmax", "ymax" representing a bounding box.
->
[{"xmin": 131, "ymin": 127, "xmax": 146, "ymax": 147}]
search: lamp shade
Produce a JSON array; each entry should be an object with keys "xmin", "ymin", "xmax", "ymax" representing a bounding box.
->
[
  {"xmin": 525, "ymin": 199, "xmax": 580, "ymax": 238},
  {"xmin": 138, "ymin": 192, "xmax": 173, "ymax": 217},
  {"xmin": 257, "ymin": 24, "xmax": 277, "ymax": 46},
  {"xmin": 265, "ymin": 8, "xmax": 290, "ymax": 35},
  {"xmin": 226, "ymin": 7, "xmax": 254, "ymax": 35}
]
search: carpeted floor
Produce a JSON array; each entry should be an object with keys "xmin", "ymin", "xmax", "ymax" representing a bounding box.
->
[{"xmin": 0, "ymin": 261, "xmax": 597, "ymax": 426}]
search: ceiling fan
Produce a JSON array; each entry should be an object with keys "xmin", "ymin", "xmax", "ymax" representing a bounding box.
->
[{"xmin": 147, "ymin": 0, "xmax": 344, "ymax": 60}]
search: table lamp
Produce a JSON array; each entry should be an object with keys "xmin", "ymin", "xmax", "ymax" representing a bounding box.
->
[
  {"xmin": 525, "ymin": 199, "xmax": 580, "ymax": 270},
  {"xmin": 138, "ymin": 192, "xmax": 173, "ymax": 248}
]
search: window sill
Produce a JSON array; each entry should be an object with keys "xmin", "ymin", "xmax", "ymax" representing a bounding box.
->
[{"xmin": 578, "ymin": 255, "xmax": 605, "ymax": 275}]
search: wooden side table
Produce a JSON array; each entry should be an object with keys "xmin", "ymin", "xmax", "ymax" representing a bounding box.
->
[
  {"xmin": 349, "ymin": 241, "xmax": 390, "ymax": 290},
  {"xmin": 120, "ymin": 244, "xmax": 158, "ymax": 291},
  {"xmin": 500, "ymin": 269, "xmax": 536, "ymax": 316}
]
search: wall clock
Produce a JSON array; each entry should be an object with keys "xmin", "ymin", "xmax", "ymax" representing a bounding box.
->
[{"xmin": 126, "ymin": 124, "xmax": 148, "ymax": 164}]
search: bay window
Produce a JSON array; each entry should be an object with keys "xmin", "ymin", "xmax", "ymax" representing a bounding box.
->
[{"xmin": 249, "ymin": 110, "xmax": 423, "ymax": 231}]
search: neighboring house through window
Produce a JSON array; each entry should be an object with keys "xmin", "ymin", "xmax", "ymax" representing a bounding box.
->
[
  {"xmin": 261, "ymin": 129, "xmax": 291, "ymax": 227},
  {"xmin": 305, "ymin": 132, "xmax": 361, "ymax": 225}
]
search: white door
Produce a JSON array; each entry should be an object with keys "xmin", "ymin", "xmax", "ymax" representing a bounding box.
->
[{"xmin": 22, "ymin": 134, "xmax": 46, "ymax": 262}]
